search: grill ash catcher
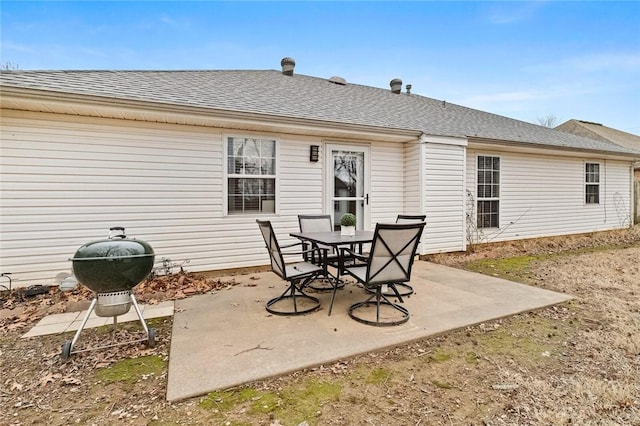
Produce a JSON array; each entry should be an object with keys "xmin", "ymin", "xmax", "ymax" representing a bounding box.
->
[{"xmin": 62, "ymin": 227, "xmax": 156, "ymax": 361}]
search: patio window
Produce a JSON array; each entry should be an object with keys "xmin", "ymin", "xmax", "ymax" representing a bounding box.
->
[
  {"xmin": 585, "ymin": 162, "xmax": 600, "ymax": 204},
  {"xmin": 477, "ymin": 155, "xmax": 500, "ymax": 228},
  {"xmin": 226, "ymin": 137, "xmax": 276, "ymax": 214}
]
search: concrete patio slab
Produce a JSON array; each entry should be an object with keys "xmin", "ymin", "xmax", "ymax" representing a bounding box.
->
[{"xmin": 166, "ymin": 261, "xmax": 572, "ymax": 402}]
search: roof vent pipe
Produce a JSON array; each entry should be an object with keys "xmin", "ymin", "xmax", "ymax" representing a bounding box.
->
[
  {"xmin": 406, "ymin": 84, "xmax": 412, "ymax": 95},
  {"xmin": 281, "ymin": 57, "xmax": 295, "ymax": 76},
  {"xmin": 390, "ymin": 78, "xmax": 402, "ymax": 94}
]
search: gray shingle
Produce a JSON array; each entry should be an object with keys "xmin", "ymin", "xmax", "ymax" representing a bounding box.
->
[
  {"xmin": 2, "ymin": 69, "xmax": 638, "ymax": 156},
  {"xmin": 556, "ymin": 119, "xmax": 640, "ymax": 152}
]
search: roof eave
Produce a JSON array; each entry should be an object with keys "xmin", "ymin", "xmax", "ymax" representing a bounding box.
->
[
  {"xmin": 0, "ymin": 85, "xmax": 421, "ymax": 143},
  {"xmin": 468, "ymin": 136, "xmax": 640, "ymax": 161}
]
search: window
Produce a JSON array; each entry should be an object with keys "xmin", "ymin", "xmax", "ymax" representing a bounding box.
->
[
  {"xmin": 477, "ymin": 155, "xmax": 500, "ymax": 228},
  {"xmin": 226, "ymin": 137, "xmax": 276, "ymax": 214},
  {"xmin": 585, "ymin": 162, "xmax": 600, "ymax": 204}
]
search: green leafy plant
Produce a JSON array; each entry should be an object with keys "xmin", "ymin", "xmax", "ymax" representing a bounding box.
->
[{"xmin": 340, "ymin": 213, "xmax": 357, "ymax": 227}]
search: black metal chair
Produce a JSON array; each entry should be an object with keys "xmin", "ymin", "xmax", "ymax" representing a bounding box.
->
[
  {"xmin": 387, "ymin": 214, "xmax": 427, "ymax": 296},
  {"xmin": 364, "ymin": 215, "xmax": 426, "ymax": 298},
  {"xmin": 297, "ymin": 214, "xmax": 345, "ymax": 291},
  {"xmin": 341, "ymin": 222, "xmax": 425, "ymax": 326},
  {"xmin": 257, "ymin": 220, "xmax": 323, "ymax": 316}
]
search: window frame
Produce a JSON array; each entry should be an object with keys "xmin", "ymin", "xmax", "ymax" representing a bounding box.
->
[
  {"xmin": 224, "ymin": 135, "xmax": 279, "ymax": 216},
  {"xmin": 585, "ymin": 162, "xmax": 600, "ymax": 205},
  {"xmin": 476, "ymin": 155, "xmax": 500, "ymax": 229}
]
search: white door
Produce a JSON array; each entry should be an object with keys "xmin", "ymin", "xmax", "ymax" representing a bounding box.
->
[{"xmin": 325, "ymin": 144, "xmax": 370, "ymax": 230}]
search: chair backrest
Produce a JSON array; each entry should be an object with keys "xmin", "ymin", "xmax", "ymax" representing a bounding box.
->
[
  {"xmin": 396, "ymin": 214, "xmax": 427, "ymax": 223},
  {"xmin": 256, "ymin": 220, "xmax": 287, "ymax": 279},
  {"xmin": 298, "ymin": 214, "xmax": 333, "ymax": 233},
  {"xmin": 365, "ymin": 222, "xmax": 425, "ymax": 286}
]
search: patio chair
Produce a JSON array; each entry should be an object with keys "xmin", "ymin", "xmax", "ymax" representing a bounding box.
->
[
  {"xmin": 297, "ymin": 214, "xmax": 335, "ymax": 263},
  {"xmin": 384, "ymin": 214, "xmax": 427, "ymax": 296},
  {"xmin": 257, "ymin": 220, "xmax": 323, "ymax": 316},
  {"xmin": 297, "ymin": 214, "xmax": 345, "ymax": 291},
  {"xmin": 341, "ymin": 222, "xmax": 425, "ymax": 326}
]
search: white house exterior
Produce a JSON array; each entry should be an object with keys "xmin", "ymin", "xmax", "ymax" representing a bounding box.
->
[
  {"xmin": 1, "ymin": 60, "xmax": 638, "ymax": 288},
  {"xmin": 556, "ymin": 119, "xmax": 640, "ymax": 224}
]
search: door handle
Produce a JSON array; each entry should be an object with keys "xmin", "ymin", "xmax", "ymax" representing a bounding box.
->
[{"xmin": 365, "ymin": 194, "xmax": 369, "ymax": 205}]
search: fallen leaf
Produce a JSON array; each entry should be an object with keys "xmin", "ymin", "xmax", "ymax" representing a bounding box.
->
[
  {"xmin": 62, "ymin": 377, "xmax": 82, "ymax": 386},
  {"xmin": 39, "ymin": 372, "xmax": 62, "ymax": 386}
]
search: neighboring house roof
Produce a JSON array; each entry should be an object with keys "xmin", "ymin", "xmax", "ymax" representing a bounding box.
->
[
  {"xmin": 2, "ymin": 68, "xmax": 640, "ymax": 157},
  {"xmin": 556, "ymin": 119, "xmax": 640, "ymax": 153}
]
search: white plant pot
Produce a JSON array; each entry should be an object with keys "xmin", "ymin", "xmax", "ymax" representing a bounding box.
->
[{"xmin": 341, "ymin": 225, "xmax": 355, "ymax": 236}]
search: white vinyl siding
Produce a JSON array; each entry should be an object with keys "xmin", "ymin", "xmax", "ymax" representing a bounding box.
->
[
  {"xmin": 0, "ymin": 112, "xmax": 345, "ymax": 286},
  {"xmin": 466, "ymin": 149, "xmax": 633, "ymax": 243},
  {"xmin": 369, "ymin": 142, "xmax": 404, "ymax": 227},
  {"xmin": 278, "ymin": 138, "xmax": 324, "ymax": 216},
  {"xmin": 0, "ymin": 111, "xmax": 227, "ymax": 285},
  {"xmin": 421, "ymin": 141, "xmax": 467, "ymax": 253},
  {"xmin": 2, "ymin": 108, "xmax": 634, "ymax": 288},
  {"xmin": 403, "ymin": 142, "xmax": 422, "ymax": 217},
  {"xmin": 270, "ymin": 137, "xmax": 324, "ymax": 235}
]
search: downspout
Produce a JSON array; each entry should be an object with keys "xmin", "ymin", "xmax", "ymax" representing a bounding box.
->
[
  {"xmin": 604, "ymin": 159, "xmax": 607, "ymax": 224},
  {"xmin": 418, "ymin": 133, "xmax": 428, "ymax": 254},
  {"xmin": 462, "ymin": 142, "xmax": 468, "ymax": 252},
  {"xmin": 418, "ymin": 133, "xmax": 428, "ymax": 218},
  {"xmin": 632, "ymin": 163, "xmax": 637, "ymax": 226}
]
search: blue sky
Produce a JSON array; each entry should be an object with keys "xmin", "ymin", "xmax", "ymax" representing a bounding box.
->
[{"xmin": 2, "ymin": 1, "xmax": 639, "ymax": 133}]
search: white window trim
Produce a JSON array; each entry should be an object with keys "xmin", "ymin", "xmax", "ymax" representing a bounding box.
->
[
  {"xmin": 584, "ymin": 161, "xmax": 601, "ymax": 205},
  {"xmin": 223, "ymin": 134, "xmax": 280, "ymax": 216},
  {"xmin": 476, "ymin": 154, "xmax": 500, "ymax": 229}
]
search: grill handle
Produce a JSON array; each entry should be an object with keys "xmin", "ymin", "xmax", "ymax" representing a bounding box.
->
[{"xmin": 108, "ymin": 227, "xmax": 126, "ymax": 240}]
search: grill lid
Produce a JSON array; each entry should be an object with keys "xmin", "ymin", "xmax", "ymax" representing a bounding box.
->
[{"xmin": 70, "ymin": 227, "xmax": 155, "ymax": 293}]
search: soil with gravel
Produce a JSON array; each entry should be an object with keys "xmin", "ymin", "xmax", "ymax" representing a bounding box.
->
[{"xmin": 1, "ymin": 226, "xmax": 639, "ymax": 426}]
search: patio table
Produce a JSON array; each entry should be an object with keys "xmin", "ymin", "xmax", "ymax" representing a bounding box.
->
[{"xmin": 290, "ymin": 230, "xmax": 375, "ymax": 315}]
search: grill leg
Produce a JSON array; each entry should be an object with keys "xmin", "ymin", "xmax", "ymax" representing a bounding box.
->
[
  {"xmin": 130, "ymin": 294, "xmax": 150, "ymax": 336},
  {"xmin": 61, "ymin": 293, "xmax": 155, "ymax": 360},
  {"xmin": 63, "ymin": 297, "xmax": 98, "ymax": 359}
]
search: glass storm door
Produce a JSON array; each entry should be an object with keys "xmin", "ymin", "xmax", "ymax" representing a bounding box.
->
[{"xmin": 326, "ymin": 145, "xmax": 370, "ymax": 230}]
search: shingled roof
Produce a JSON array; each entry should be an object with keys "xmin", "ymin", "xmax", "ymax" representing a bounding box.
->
[
  {"xmin": 556, "ymin": 119, "xmax": 640, "ymax": 151},
  {"xmin": 2, "ymin": 68, "xmax": 639, "ymax": 156}
]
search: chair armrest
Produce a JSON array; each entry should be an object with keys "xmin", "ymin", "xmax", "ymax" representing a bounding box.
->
[
  {"xmin": 340, "ymin": 247, "xmax": 368, "ymax": 263},
  {"xmin": 282, "ymin": 244, "xmax": 325, "ymax": 259},
  {"xmin": 280, "ymin": 241, "xmax": 303, "ymax": 250}
]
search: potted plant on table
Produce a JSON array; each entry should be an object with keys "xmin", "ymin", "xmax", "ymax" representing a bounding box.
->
[{"xmin": 340, "ymin": 213, "xmax": 357, "ymax": 236}]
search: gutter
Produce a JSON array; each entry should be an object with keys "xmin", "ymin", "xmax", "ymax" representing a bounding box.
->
[{"xmin": 468, "ymin": 136, "xmax": 640, "ymax": 160}]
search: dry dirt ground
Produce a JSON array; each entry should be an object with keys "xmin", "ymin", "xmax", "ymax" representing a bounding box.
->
[{"xmin": 1, "ymin": 226, "xmax": 639, "ymax": 426}]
